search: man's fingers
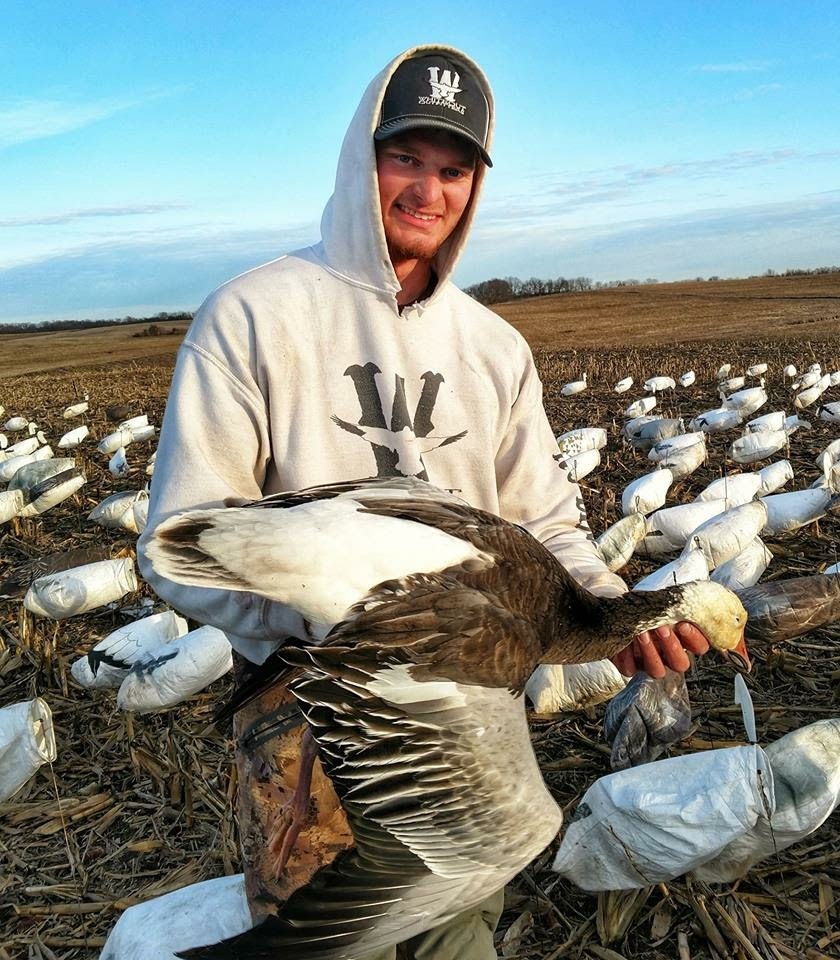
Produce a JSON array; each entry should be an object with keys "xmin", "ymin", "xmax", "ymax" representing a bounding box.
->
[
  {"xmin": 651, "ymin": 626, "xmax": 691, "ymax": 673},
  {"xmin": 611, "ymin": 645, "xmax": 638, "ymax": 677},
  {"xmin": 674, "ymin": 621, "xmax": 710, "ymax": 655},
  {"xmin": 634, "ymin": 631, "xmax": 667, "ymax": 679}
]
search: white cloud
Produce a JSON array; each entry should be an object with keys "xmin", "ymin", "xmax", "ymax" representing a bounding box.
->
[
  {"xmin": 0, "ymin": 203, "xmax": 188, "ymax": 227},
  {"xmin": 697, "ymin": 61, "xmax": 773, "ymax": 73}
]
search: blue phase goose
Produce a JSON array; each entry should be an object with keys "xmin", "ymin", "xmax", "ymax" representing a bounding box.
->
[{"xmin": 145, "ymin": 476, "xmax": 749, "ymax": 960}]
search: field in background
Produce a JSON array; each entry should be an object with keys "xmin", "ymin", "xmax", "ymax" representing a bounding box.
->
[{"xmin": 2, "ymin": 274, "xmax": 839, "ymax": 380}]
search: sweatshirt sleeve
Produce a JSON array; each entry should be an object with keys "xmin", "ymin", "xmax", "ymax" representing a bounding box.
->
[
  {"xmin": 495, "ymin": 349, "xmax": 628, "ymax": 600},
  {"xmin": 136, "ymin": 299, "xmax": 308, "ymax": 658}
]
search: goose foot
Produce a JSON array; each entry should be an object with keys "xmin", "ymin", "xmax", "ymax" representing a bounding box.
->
[{"xmin": 266, "ymin": 727, "xmax": 319, "ymax": 879}]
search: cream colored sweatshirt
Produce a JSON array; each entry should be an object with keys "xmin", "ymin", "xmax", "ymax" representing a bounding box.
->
[{"xmin": 137, "ymin": 44, "xmax": 626, "ymax": 663}]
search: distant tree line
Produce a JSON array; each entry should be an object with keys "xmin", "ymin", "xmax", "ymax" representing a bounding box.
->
[
  {"xmin": 465, "ymin": 264, "xmax": 840, "ymax": 306},
  {"xmin": 0, "ymin": 310, "xmax": 193, "ymax": 335}
]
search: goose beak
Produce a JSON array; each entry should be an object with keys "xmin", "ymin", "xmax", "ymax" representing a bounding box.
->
[{"xmin": 722, "ymin": 631, "xmax": 751, "ymax": 673}]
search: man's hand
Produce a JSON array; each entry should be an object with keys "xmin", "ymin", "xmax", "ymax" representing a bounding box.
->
[{"xmin": 611, "ymin": 622, "xmax": 710, "ymax": 679}]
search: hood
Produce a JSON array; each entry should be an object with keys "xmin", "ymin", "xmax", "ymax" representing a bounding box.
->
[{"xmin": 318, "ymin": 44, "xmax": 495, "ymax": 301}]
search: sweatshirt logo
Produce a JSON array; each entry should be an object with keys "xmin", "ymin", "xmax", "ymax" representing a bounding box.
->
[
  {"xmin": 419, "ymin": 67, "xmax": 466, "ymax": 115},
  {"xmin": 333, "ymin": 362, "xmax": 467, "ymax": 479}
]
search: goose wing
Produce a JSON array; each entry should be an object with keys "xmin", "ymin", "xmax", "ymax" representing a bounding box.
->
[{"xmin": 179, "ymin": 661, "xmax": 561, "ymax": 960}]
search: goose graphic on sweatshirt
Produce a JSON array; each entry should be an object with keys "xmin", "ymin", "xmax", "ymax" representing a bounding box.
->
[{"xmin": 332, "ymin": 362, "xmax": 467, "ymax": 478}]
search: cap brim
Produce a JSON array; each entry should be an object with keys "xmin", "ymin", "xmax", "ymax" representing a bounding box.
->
[{"xmin": 374, "ymin": 117, "xmax": 492, "ymax": 167}]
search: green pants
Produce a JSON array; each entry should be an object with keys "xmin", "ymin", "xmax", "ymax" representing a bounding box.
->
[{"xmin": 362, "ymin": 888, "xmax": 505, "ymax": 960}]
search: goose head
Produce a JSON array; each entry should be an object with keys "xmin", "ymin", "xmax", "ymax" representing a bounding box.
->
[{"xmin": 624, "ymin": 580, "xmax": 750, "ymax": 670}]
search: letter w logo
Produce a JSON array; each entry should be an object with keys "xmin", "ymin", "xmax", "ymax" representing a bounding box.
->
[{"xmin": 332, "ymin": 363, "xmax": 467, "ymax": 479}]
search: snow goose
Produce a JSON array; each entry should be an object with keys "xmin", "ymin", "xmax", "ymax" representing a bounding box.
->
[
  {"xmin": 621, "ymin": 469, "xmax": 673, "ymax": 517},
  {"xmin": 613, "ymin": 376, "xmax": 633, "ymax": 393},
  {"xmin": 678, "ymin": 370, "xmax": 695, "ymax": 388},
  {"xmin": 145, "ymin": 476, "xmax": 749, "ymax": 960},
  {"xmin": 561, "ymin": 373, "xmax": 587, "ymax": 396}
]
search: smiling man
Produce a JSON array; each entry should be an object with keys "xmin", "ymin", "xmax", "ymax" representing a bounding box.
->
[{"xmin": 139, "ymin": 45, "xmax": 709, "ymax": 960}]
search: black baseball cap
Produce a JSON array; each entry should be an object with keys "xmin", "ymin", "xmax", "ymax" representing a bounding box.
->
[{"xmin": 374, "ymin": 53, "xmax": 492, "ymax": 167}]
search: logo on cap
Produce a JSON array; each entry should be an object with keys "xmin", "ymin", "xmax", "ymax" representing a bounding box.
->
[{"xmin": 420, "ymin": 66, "xmax": 466, "ymax": 115}]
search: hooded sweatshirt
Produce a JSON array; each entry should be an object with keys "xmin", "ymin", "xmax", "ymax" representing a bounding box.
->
[{"xmin": 137, "ymin": 44, "xmax": 626, "ymax": 663}]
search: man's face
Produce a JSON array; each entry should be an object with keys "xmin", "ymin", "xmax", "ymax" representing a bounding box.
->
[{"xmin": 376, "ymin": 130, "xmax": 477, "ymax": 265}]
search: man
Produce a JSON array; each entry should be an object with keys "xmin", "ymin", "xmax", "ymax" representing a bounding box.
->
[{"xmin": 139, "ymin": 45, "xmax": 708, "ymax": 959}]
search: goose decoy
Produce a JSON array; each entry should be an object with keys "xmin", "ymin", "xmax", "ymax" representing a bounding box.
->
[
  {"xmin": 647, "ymin": 431, "xmax": 705, "ymax": 463},
  {"xmin": 761, "ymin": 487, "xmax": 840, "ymax": 536},
  {"xmin": 655, "ymin": 438, "xmax": 706, "ymax": 480},
  {"xmin": 746, "ymin": 362, "xmax": 768, "ymax": 378},
  {"xmin": 632, "ymin": 546, "xmax": 708, "ymax": 591},
  {"xmin": 782, "ymin": 363, "xmax": 797, "ymax": 381},
  {"xmin": 715, "ymin": 362, "xmax": 732, "ymax": 381},
  {"xmin": 105, "ymin": 403, "xmax": 134, "ymax": 423},
  {"xmin": 57, "ymin": 424, "xmax": 90, "ymax": 448},
  {"xmin": 62, "ymin": 397, "xmax": 89, "ymax": 419},
  {"xmin": 819, "ymin": 401, "xmax": 840, "ymax": 423},
  {"xmin": 637, "ymin": 499, "xmax": 727, "ymax": 558},
  {"xmin": 555, "ymin": 427, "xmax": 607, "ymax": 457},
  {"xmin": 623, "ymin": 396, "xmax": 656, "ymax": 419},
  {"xmin": 144, "ymin": 476, "xmax": 749, "ymax": 960},
  {"xmin": 721, "ymin": 382, "xmax": 767, "ymax": 418},
  {"xmin": 643, "ymin": 376, "xmax": 675, "ymax": 393},
  {"xmin": 560, "ymin": 373, "xmax": 587, "ymax": 396},
  {"xmin": 689, "ymin": 407, "xmax": 743, "ymax": 433},
  {"xmin": 794, "ymin": 374, "xmax": 831, "ymax": 410},
  {"xmin": 0, "ymin": 698, "xmax": 57, "ymax": 802},
  {"xmin": 24, "ymin": 557, "xmax": 138, "ymax": 619},
  {"xmin": 0, "ymin": 546, "xmax": 112, "ymax": 599},
  {"xmin": 621, "ymin": 468, "xmax": 673, "ymax": 517},
  {"xmin": 678, "ymin": 370, "xmax": 695, "ymax": 388},
  {"xmin": 736, "ymin": 573, "xmax": 840, "ymax": 642},
  {"xmin": 596, "ymin": 513, "xmax": 647, "ymax": 572},
  {"xmin": 555, "ymin": 447, "xmax": 600, "ymax": 482},
  {"xmin": 729, "ymin": 428, "xmax": 792, "ymax": 464},
  {"xmin": 525, "ymin": 660, "xmax": 627, "ymax": 714},
  {"xmin": 614, "ymin": 376, "xmax": 633, "ymax": 393},
  {"xmin": 710, "ymin": 538, "xmax": 773, "ymax": 591},
  {"xmin": 683, "ymin": 499, "xmax": 769, "ymax": 572}
]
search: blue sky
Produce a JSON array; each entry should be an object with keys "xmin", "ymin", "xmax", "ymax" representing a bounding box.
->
[{"xmin": 2, "ymin": 1, "xmax": 838, "ymax": 324}]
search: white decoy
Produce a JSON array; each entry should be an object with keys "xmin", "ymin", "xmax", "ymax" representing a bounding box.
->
[
  {"xmin": 643, "ymin": 376, "xmax": 675, "ymax": 393},
  {"xmin": 2, "ymin": 416, "xmax": 29, "ymax": 432},
  {"xmin": 655, "ymin": 439, "xmax": 706, "ymax": 480},
  {"xmin": 711, "ymin": 538, "xmax": 773, "ymax": 591},
  {"xmin": 118, "ymin": 414, "xmax": 149, "ymax": 431},
  {"xmin": 561, "ymin": 373, "xmax": 587, "ymax": 396},
  {"xmin": 555, "ymin": 448, "xmax": 601, "ymax": 482},
  {"xmin": 758, "ymin": 459, "xmax": 795, "ymax": 493},
  {"xmin": 689, "ymin": 407, "xmax": 743, "ymax": 433},
  {"xmin": 715, "ymin": 363, "xmax": 732, "ymax": 381},
  {"xmin": 89, "ymin": 490, "xmax": 149, "ymax": 533},
  {"xmin": 815, "ymin": 437, "xmax": 840, "ymax": 474},
  {"xmin": 631, "ymin": 418, "xmax": 684, "ymax": 450},
  {"xmin": 3, "ymin": 435, "xmax": 42, "ymax": 459},
  {"xmin": 596, "ymin": 513, "xmax": 648, "ymax": 572},
  {"xmin": 819, "ymin": 401, "xmax": 840, "ymax": 423},
  {"xmin": 647, "ymin": 432, "xmax": 705, "ymax": 463},
  {"xmin": 526, "ymin": 660, "xmax": 627, "ymax": 714},
  {"xmin": 622, "ymin": 414, "xmax": 659, "ymax": 439},
  {"xmin": 824, "ymin": 561, "xmax": 840, "ymax": 575},
  {"xmin": 794, "ymin": 374, "xmax": 830, "ymax": 410},
  {"xmin": 97, "ymin": 427, "xmax": 135, "ymax": 455},
  {"xmin": 719, "ymin": 375, "xmax": 746, "ymax": 394},
  {"xmin": 621, "ymin": 469, "xmax": 674, "ymax": 517},
  {"xmin": 783, "ymin": 363, "xmax": 797, "ymax": 381},
  {"xmin": 100, "ymin": 875, "xmax": 252, "ymax": 960},
  {"xmin": 746, "ymin": 410, "xmax": 786, "ymax": 433},
  {"xmin": 830, "ymin": 371, "xmax": 840, "ymax": 387},
  {"xmin": 746, "ymin": 363, "xmax": 768, "ymax": 378},
  {"xmin": 62, "ymin": 399, "xmax": 89, "ymax": 419},
  {"xmin": 623, "ymin": 396, "xmax": 656, "ymax": 419},
  {"xmin": 71, "ymin": 611, "xmax": 189, "ymax": 689},
  {"xmin": 9, "ymin": 459, "xmax": 86, "ymax": 518},
  {"xmin": 58, "ymin": 424, "xmax": 89, "ymax": 448},
  {"xmin": 683, "ymin": 500, "xmax": 769, "ymax": 572},
  {"xmin": 24, "ymin": 558, "xmax": 139, "ymax": 620},
  {"xmin": 146, "ymin": 450, "xmax": 157, "ymax": 476},
  {"xmin": 722, "ymin": 383, "xmax": 767, "ymax": 418},
  {"xmin": 0, "ymin": 698, "xmax": 57, "ymax": 802},
  {"xmin": 808, "ymin": 362, "xmax": 822, "ymax": 374},
  {"xmin": 614, "ymin": 377, "xmax": 633, "ymax": 394},
  {"xmin": 762, "ymin": 487, "xmax": 840, "ymax": 536},
  {"xmin": 0, "ymin": 445, "xmax": 54, "ymax": 484},
  {"xmin": 633, "ymin": 546, "xmax": 708, "ymax": 591},
  {"xmin": 637, "ymin": 500, "xmax": 727, "ymax": 557},
  {"xmin": 109, "ymin": 446, "xmax": 130, "ymax": 478},
  {"xmin": 555, "ymin": 427, "xmax": 608, "ymax": 457},
  {"xmin": 678, "ymin": 370, "xmax": 696, "ymax": 388},
  {"xmin": 729, "ymin": 429, "xmax": 791, "ymax": 465},
  {"xmin": 0, "ymin": 433, "xmax": 6, "ymax": 449},
  {"xmin": 693, "ymin": 719, "xmax": 840, "ymax": 883},
  {"xmin": 117, "ymin": 626, "xmax": 233, "ymax": 713},
  {"xmin": 792, "ymin": 370, "xmax": 822, "ymax": 391},
  {"xmin": 129, "ymin": 424, "xmax": 156, "ymax": 443},
  {"xmin": 696, "ymin": 460, "xmax": 793, "ymax": 506}
]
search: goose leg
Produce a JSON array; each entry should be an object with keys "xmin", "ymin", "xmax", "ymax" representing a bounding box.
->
[{"xmin": 266, "ymin": 727, "xmax": 319, "ymax": 878}]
